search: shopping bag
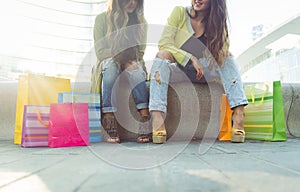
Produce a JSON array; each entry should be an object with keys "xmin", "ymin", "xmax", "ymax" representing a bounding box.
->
[
  {"xmin": 48, "ymin": 103, "xmax": 90, "ymax": 148},
  {"xmin": 243, "ymin": 81, "xmax": 287, "ymax": 141},
  {"xmin": 58, "ymin": 92, "xmax": 102, "ymax": 142},
  {"xmin": 14, "ymin": 74, "xmax": 71, "ymax": 144},
  {"xmin": 219, "ymin": 94, "xmax": 233, "ymax": 141},
  {"xmin": 21, "ymin": 105, "xmax": 49, "ymax": 147}
]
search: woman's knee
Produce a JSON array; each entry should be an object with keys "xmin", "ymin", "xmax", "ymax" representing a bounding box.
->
[
  {"xmin": 102, "ymin": 63, "xmax": 119, "ymax": 84},
  {"xmin": 156, "ymin": 50, "xmax": 174, "ymax": 62}
]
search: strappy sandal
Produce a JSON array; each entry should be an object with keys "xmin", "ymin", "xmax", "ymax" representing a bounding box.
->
[
  {"xmin": 102, "ymin": 116, "xmax": 120, "ymax": 143},
  {"xmin": 137, "ymin": 115, "xmax": 152, "ymax": 143},
  {"xmin": 231, "ymin": 112, "xmax": 245, "ymax": 143}
]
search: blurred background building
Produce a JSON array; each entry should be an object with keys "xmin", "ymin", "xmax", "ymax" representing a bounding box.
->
[
  {"xmin": 0, "ymin": 0, "xmax": 107, "ymax": 81},
  {"xmin": 0, "ymin": 0, "xmax": 299, "ymax": 83},
  {"xmin": 237, "ymin": 14, "xmax": 300, "ymax": 83}
]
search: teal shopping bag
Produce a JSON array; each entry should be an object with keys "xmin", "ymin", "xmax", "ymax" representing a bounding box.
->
[{"xmin": 244, "ymin": 81, "xmax": 287, "ymax": 141}]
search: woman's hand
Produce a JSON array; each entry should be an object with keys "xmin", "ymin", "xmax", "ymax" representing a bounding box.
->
[{"xmin": 190, "ymin": 55, "xmax": 204, "ymax": 80}]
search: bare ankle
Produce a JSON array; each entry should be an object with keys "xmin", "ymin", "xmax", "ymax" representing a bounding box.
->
[
  {"xmin": 233, "ymin": 106, "xmax": 245, "ymax": 129},
  {"xmin": 139, "ymin": 108, "xmax": 149, "ymax": 117},
  {"xmin": 151, "ymin": 111, "xmax": 165, "ymax": 131},
  {"xmin": 103, "ymin": 113, "xmax": 114, "ymax": 118},
  {"xmin": 233, "ymin": 106, "xmax": 245, "ymax": 115},
  {"xmin": 151, "ymin": 111, "xmax": 163, "ymax": 118}
]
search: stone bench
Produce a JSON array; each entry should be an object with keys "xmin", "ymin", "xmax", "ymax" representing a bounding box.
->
[{"xmin": 1, "ymin": 82, "xmax": 299, "ymax": 141}]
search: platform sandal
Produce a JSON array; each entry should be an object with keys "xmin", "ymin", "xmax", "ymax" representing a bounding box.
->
[
  {"xmin": 137, "ymin": 115, "xmax": 152, "ymax": 143},
  {"xmin": 231, "ymin": 128, "xmax": 245, "ymax": 143},
  {"xmin": 102, "ymin": 116, "xmax": 120, "ymax": 143},
  {"xmin": 152, "ymin": 129, "xmax": 167, "ymax": 144}
]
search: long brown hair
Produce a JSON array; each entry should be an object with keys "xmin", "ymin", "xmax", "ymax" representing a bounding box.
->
[
  {"xmin": 106, "ymin": 0, "xmax": 146, "ymax": 67},
  {"xmin": 107, "ymin": 0, "xmax": 145, "ymax": 33},
  {"xmin": 189, "ymin": 0, "xmax": 230, "ymax": 66}
]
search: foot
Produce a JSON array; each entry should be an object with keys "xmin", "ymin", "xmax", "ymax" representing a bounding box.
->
[
  {"xmin": 232, "ymin": 106, "xmax": 245, "ymax": 132},
  {"xmin": 231, "ymin": 106, "xmax": 245, "ymax": 143},
  {"xmin": 106, "ymin": 137, "xmax": 120, "ymax": 143},
  {"xmin": 137, "ymin": 115, "xmax": 152, "ymax": 143},
  {"xmin": 102, "ymin": 116, "xmax": 120, "ymax": 143},
  {"xmin": 152, "ymin": 112, "xmax": 166, "ymax": 134},
  {"xmin": 151, "ymin": 111, "xmax": 167, "ymax": 144}
]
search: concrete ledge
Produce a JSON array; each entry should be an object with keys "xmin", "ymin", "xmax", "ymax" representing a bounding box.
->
[{"xmin": 1, "ymin": 82, "xmax": 299, "ymax": 141}]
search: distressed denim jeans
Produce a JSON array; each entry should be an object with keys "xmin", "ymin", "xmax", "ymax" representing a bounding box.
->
[
  {"xmin": 149, "ymin": 56, "xmax": 248, "ymax": 113},
  {"xmin": 101, "ymin": 58, "xmax": 149, "ymax": 113}
]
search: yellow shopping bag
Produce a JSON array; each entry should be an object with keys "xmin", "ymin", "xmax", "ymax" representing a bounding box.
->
[{"xmin": 14, "ymin": 74, "xmax": 71, "ymax": 144}]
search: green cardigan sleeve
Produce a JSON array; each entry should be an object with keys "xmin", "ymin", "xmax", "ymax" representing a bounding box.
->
[
  {"xmin": 158, "ymin": 6, "xmax": 192, "ymax": 67},
  {"xmin": 94, "ymin": 12, "xmax": 111, "ymax": 62},
  {"xmin": 138, "ymin": 20, "xmax": 147, "ymax": 62}
]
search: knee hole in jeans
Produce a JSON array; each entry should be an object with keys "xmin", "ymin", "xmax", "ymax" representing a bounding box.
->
[{"xmin": 154, "ymin": 71, "xmax": 161, "ymax": 85}]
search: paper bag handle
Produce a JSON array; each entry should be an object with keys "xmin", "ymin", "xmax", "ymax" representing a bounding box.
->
[
  {"xmin": 36, "ymin": 109, "xmax": 49, "ymax": 127},
  {"xmin": 249, "ymin": 83, "xmax": 269, "ymax": 104}
]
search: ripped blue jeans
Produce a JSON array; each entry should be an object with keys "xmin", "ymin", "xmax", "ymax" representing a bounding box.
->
[
  {"xmin": 149, "ymin": 56, "xmax": 248, "ymax": 113},
  {"xmin": 101, "ymin": 58, "xmax": 149, "ymax": 113}
]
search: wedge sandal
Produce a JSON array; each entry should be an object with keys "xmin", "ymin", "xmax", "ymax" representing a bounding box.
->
[
  {"xmin": 231, "ymin": 128, "xmax": 245, "ymax": 143},
  {"xmin": 152, "ymin": 129, "xmax": 167, "ymax": 144}
]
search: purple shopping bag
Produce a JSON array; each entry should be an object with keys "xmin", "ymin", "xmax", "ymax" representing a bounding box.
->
[
  {"xmin": 21, "ymin": 105, "xmax": 50, "ymax": 147},
  {"xmin": 48, "ymin": 103, "xmax": 90, "ymax": 148}
]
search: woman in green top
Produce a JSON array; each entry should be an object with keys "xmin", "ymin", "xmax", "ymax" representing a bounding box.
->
[
  {"xmin": 90, "ymin": 0, "xmax": 150, "ymax": 143},
  {"xmin": 149, "ymin": 0, "xmax": 248, "ymax": 143}
]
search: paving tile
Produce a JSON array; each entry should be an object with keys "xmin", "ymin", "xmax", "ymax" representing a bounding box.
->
[
  {"xmin": 0, "ymin": 155, "xmax": 67, "ymax": 187},
  {"xmin": 0, "ymin": 139, "xmax": 300, "ymax": 192}
]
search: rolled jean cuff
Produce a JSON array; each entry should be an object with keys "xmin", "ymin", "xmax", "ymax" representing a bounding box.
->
[
  {"xmin": 136, "ymin": 103, "xmax": 149, "ymax": 110},
  {"xmin": 149, "ymin": 104, "xmax": 167, "ymax": 113},
  {"xmin": 230, "ymin": 100, "xmax": 249, "ymax": 110},
  {"xmin": 102, "ymin": 107, "xmax": 117, "ymax": 113}
]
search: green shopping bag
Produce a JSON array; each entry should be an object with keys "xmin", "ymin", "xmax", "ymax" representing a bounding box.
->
[{"xmin": 244, "ymin": 81, "xmax": 287, "ymax": 141}]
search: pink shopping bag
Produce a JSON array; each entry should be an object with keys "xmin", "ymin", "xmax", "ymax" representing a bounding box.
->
[
  {"xmin": 21, "ymin": 105, "xmax": 50, "ymax": 147},
  {"xmin": 58, "ymin": 92, "xmax": 102, "ymax": 143},
  {"xmin": 48, "ymin": 103, "xmax": 90, "ymax": 148}
]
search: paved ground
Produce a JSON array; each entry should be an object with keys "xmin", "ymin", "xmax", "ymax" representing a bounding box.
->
[{"xmin": 1, "ymin": 138, "xmax": 300, "ymax": 192}]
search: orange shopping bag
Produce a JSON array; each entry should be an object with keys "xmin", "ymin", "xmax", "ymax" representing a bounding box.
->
[{"xmin": 219, "ymin": 94, "xmax": 233, "ymax": 141}]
